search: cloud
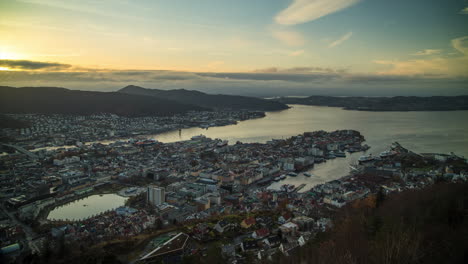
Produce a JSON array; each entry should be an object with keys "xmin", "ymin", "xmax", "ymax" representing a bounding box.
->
[
  {"xmin": 289, "ymin": 50, "xmax": 305, "ymax": 56},
  {"xmin": 328, "ymin": 32, "xmax": 353, "ymax": 48},
  {"xmin": 1, "ymin": 67, "xmax": 467, "ymax": 97},
  {"xmin": 272, "ymin": 30, "xmax": 305, "ymax": 46},
  {"xmin": 194, "ymin": 72, "xmax": 341, "ymax": 83},
  {"xmin": 374, "ymin": 59, "xmax": 450, "ymax": 76},
  {"xmin": 0, "ymin": 59, "xmax": 71, "ymax": 70},
  {"xmin": 275, "ymin": 0, "xmax": 361, "ymax": 25},
  {"xmin": 375, "ymin": 36, "xmax": 468, "ymax": 77},
  {"xmin": 452, "ymin": 36, "xmax": 468, "ymax": 55},
  {"xmin": 253, "ymin": 66, "xmax": 343, "ymax": 74},
  {"xmin": 2, "ymin": 69, "xmax": 466, "ymax": 97},
  {"xmin": 460, "ymin": 7, "xmax": 468, "ymax": 14},
  {"xmin": 412, "ymin": 49, "xmax": 442, "ymax": 56}
]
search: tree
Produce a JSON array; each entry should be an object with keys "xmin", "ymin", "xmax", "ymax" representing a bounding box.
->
[
  {"xmin": 376, "ymin": 187, "xmax": 386, "ymax": 208},
  {"xmin": 205, "ymin": 244, "xmax": 224, "ymax": 264}
]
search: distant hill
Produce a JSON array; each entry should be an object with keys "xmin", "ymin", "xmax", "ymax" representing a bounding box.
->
[
  {"xmin": 0, "ymin": 86, "xmax": 207, "ymax": 116},
  {"xmin": 118, "ymin": 85, "xmax": 289, "ymax": 111},
  {"xmin": 272, "ymin": 95, "xmax": 468, "ymax": 111}
]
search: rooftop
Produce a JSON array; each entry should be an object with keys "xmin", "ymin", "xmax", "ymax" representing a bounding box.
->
[{"xmin": 140, "ymin": 232, "xmax": 189, "ymax": 260}]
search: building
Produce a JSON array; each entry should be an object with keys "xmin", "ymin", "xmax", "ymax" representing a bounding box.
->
[
  {"xmin": 139, "ymin": 233, "xmax": 193, "ymax": 263},
  {"xmin": 148, "ymin": 186, "xmax": 165, "ymax": 206}
]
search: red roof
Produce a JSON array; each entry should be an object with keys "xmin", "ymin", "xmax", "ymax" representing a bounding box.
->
[
  {"xmin": 243, "ymin": 217, "xmax": 256, "ymax": 226},
  {"xmin": 255, "ymin": 228, "xmax": 270, "ymax": 237}
]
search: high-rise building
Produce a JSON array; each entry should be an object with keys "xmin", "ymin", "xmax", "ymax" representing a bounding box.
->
[{"xmin": 147, "ymin": 186, "xmax": 165, "ymax": 206}]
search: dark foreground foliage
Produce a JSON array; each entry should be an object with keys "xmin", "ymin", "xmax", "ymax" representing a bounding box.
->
[{"xmin": 270, "ymin": 182, "xmax": 468, "ymax": 264}]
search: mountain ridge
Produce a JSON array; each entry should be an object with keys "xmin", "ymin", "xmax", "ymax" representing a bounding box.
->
[
  {"xmin": 118, "ymin": 85, "xmax": 289, "ymax": 111},
  {"xmin": 0, "ymin": 86, "xmax": 207, "ymax": 116}
]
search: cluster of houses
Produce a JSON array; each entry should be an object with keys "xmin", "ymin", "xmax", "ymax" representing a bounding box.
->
[
  {"xmin": 50, "ymin": 207, "xmax": 156, "ymax": 243},
  {"xmin": 1, "ymin": 127, "xmax": 467, "ymax": 263},
  {"xmin": 0, "ymin": 110, "xmax": 265, "ymax": 150}
]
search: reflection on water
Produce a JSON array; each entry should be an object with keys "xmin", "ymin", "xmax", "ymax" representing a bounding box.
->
[
  {"xmin": 152, "ymin": 105, "xmax": 468, "ymax": 158},
  {"xmin": 47, "ymin": 194, "xmax": 127, "ymax": 221},
  {"xmin": 268, "ymin": 151, "xmax": 364, "ymax": 192},
  {"xmin": 151, "ymin": 105, "xmax": 468, "ymax": 191}
]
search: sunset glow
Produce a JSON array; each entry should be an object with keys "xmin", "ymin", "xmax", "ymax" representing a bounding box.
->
[{"xmin": 0, "ymin": 0, "xmax": 467, "ymax": 95}]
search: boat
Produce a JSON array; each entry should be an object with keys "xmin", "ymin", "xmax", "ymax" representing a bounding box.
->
[
  {"xmin": 334, "ymin": 151, "xmax": 346, "ymax": 157},
  {"xmin": 288, "ymin": 172, "xmax": 298, "ymax": 177},
  {"xmin": 358, "ymin": 154, "xmax": 374, "ymax": 163},
  {"xmin": 314, "ymin": 158, "xmax": 324, "ymax": 163},
  {"xmin": 361, "ymin": 144, "xmax": 370, "ymax": 150},
  {"xmin": 279, "ymin": 174, "xmax": 287, "ymax": 180},
  {"xmin": 191, "ymin": 135, "xmax": 206, "ymax": 140},
  {"xmin": 280, "ymin": 184, "xmax": 295, "ymax": 192},
  {"xmin": 379, "ymin": 150, "xmax": 397, "ymax": 158},
  {"xmin": 134, "ymin": 139, "xmax": 158, "ymax": 146},
  {"xmin": 347, "ymin": 147, "xmax": 358, "ymax": 153},
  {"xmin": 304, "ymin": 172, "xmax": 312, "ymax": 177}
]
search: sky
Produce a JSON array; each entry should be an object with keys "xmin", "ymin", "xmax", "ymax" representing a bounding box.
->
[{"xmin": 0, "ymin": 0, "xmax": 467, "ymax": 96}]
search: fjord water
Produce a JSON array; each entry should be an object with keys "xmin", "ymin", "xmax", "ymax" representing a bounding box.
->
[
  {"xmin": 155, "ymin": 105, "xmax": 468, "ymax": 156},
  {"xmin": 152, "ymin": 105, "xmax": 468, "ymax": 191}
]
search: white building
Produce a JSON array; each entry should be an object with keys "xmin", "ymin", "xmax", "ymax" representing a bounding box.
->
[{"xmin": 147, "ymin": 186, "xmax": 165, "ymax": 206}]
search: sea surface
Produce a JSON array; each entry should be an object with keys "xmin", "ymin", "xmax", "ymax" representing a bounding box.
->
[{"xmin": 47, "ymin": 194, "xmax": 127, "ymax": 221}]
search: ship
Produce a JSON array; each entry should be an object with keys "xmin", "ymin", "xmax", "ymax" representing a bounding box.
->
[
  {"xmin": 334, "ymin": 151, "xmax": 346, "ymax": 157},
  {"xmin": 379, "ymin": 150, "xmax": 397, "ymax": 158},
  {"xmin": 358, "ymin": 154, "xmax": 374, "ymax": 163},
  {"xmin": 281, "ymin": 184, "xmax": 295, "ymax": 192},
  {"xmin": 191, "ymin": 135, "xmax": 206, "ymax": 140},
  {"xmin": 134, "ymin": 139, "xmax": 158, "ymax": 146},
  {"xmin": 347, "ymin": 147, "xmax": 358, "ymax": 153}
]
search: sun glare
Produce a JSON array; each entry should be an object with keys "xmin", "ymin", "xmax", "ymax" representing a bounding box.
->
[
  {"xmin": 0, "ymin": 50, "xmax": 23, "ymax": 60},
  {"xmin": 0, "ymin": 50, "xmax": 23, "ymax": 70}
]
